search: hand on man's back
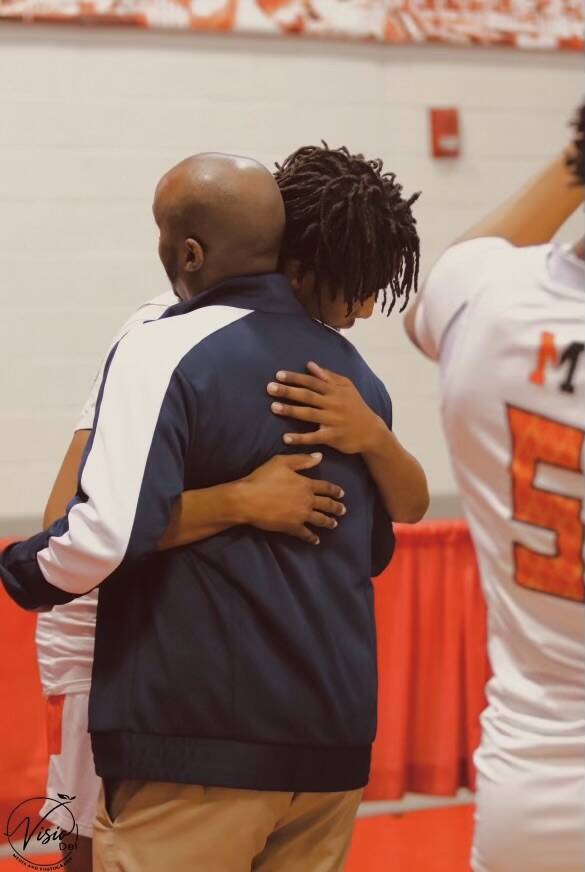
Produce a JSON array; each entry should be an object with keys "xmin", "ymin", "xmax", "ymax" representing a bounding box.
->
[{"xmin": 239, "ymin": 453, "xmax": 346, "ymax": 545}]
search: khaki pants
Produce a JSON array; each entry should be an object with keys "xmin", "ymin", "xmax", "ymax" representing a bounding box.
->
[{"xmin": 93, "ymin": 779, "xmax": 362, "ymax": 872}]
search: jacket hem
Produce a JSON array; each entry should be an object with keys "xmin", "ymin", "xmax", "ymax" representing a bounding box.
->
[{"xmin": 92, "ymin": 730, "xmax": 371, "ymax": 793}]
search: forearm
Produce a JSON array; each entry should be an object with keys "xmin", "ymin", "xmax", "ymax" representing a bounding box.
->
[
  {"xmin": 363, "ymin": 418, "xmax": 429, "ymax": 523},
  {"xmin": 158, "ymin": 482, "xmax": 247, "ymax": 550},
  {"xmin": 43, "ymin": 430, "xmax": 91, "ymax": 528},
  {"xmin": 44, "ymin": 495, "xmax": 67, "ymax": 530},
  {"xmin": 44, "ymin": 481, "xmax": 72, "ymax": 529},
  {"xmin": 404, "ymin": 152, "xmax": 583, "ymax": 348},
  {"xmin": 457, "ymin": 152, "xmax": 583, "ymax": 247}
]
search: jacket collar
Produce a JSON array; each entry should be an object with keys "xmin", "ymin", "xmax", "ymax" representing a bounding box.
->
[{"xmin": 162, "ymin": 273, "xmax": 308, "ymax": 320}]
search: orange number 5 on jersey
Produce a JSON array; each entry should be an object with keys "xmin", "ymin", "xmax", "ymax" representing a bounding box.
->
[{"xmin": 508, "ymin": 406, "xmax": 584, "ymax": 602}]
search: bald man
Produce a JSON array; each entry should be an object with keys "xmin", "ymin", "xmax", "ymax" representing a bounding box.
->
[
  {"xmin": 1, "ymin": 153, "xmax": 417, "ymax": 872},
  {"xmin": 154, "ymin": 153, "xmax": 285, "ymax": 300}
]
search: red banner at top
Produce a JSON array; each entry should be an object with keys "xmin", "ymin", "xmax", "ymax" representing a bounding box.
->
[{"xmin": 0, "ymin": 0, "xmax": 582, "ymax": 51}]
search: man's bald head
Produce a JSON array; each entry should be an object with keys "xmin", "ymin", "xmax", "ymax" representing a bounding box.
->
[{"xmin": 153, "ymin": 153, "xmax": 285, "ymax": 299}]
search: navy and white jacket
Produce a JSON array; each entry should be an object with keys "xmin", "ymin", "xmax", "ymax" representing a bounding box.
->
[{"xmin": 1, "ymin": 274, "xmax": 395, "ymax": 792}]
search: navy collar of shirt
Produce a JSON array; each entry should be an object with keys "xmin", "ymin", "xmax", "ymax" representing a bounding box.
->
[{"xmin": 162, "ymin": 273, "xmax": 308, "ymax": 321}]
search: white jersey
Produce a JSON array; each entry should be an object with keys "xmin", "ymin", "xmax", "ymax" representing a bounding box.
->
[
  {"xmin": 36, "ymin": 291, "xmax": 176, "ymax": 695},
  {"xmin": 415, "ymin": 238, "xmax": 584, "ymax": 764}
]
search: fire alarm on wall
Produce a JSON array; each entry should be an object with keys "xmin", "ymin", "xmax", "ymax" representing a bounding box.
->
[{"xmin": 429, "ymin": 108, "xmax": 461, "ymax": 159}]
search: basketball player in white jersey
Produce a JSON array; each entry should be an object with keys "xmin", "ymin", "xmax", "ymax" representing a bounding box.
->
[
  {"xmin": 37, "ymin": 292, "xmax": 350, "ymax": 872},
  {"xmin": 404, "ymin": 107, "xmax": 585, "ymax": 871}
]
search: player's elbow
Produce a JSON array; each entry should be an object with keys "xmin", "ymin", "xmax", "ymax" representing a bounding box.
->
[{"xmin": 392, "ymin": 484, "xmax": 430, "ymax": 524}]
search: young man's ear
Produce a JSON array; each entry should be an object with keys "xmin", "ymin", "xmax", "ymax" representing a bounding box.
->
[
  {"xmin": 184, "ymin": 238, "xmax": 205, "ymax": 273},
  {"xmin": 283, "ymin": 259, "xmax": 303, "ymax": 289},
  {"xmin": 284, "ymin": 262, "xmax": 319, "ymax": 300}
]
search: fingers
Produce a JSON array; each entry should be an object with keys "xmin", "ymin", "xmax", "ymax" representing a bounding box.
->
[
  {"xmin": 271, "ymin": 402, "xmax": 320, "ymax": 423},
  {"xmin": 281, "ymin": 452, "xmax": 323, "ymax": 471},
  {"xmin": 306, "ymin": 361, "xmax": 335, "ymax": 382},
  {"xmin": 283, "ymin": 429, "xmax": 331, "ymax": 446},
  {"xmin": 308, "ymin": 511, "xmax": 339, "ymax": 530},
  {"xmin": 307, "ymin": 361, "xmax": 348, "ymax": 386},
  {"xmin": 290, "ymin": 525, "xmax": 321, "ymax": 546},
  {"xmin": 313, "ymin": 496, "xmax": 346, "ymax": 518},
  {"xmin": 312, "ymin": 479, "xmax": 344, "ymax": 499},
  {"xmin": 267, "ymin": 382, "xmax": 326, "ymax": 408},
  {"xmin": 275, "ymin": 370, "xmax": 330, "ymax": 394}
]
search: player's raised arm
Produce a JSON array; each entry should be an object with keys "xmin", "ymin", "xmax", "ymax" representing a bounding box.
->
[
  {"xmin": 404, "ymin": 107, "xmax": 585, "ymax": 351},
  {"xmin": 455, "ymin": 154, "xmax": 582, "ymax": 250}
]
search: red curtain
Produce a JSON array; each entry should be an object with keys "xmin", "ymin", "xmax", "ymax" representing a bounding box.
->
[
  {"xmin": 366, "ymin": 521, "xmax": 490, "ymax": 800},
  {"xmin": 0, "ymin": 523, "xmax": 490, "ymax": 837},
  {"xmin": 0, "ymin": 539, "xmax": 48, "ymax": 836}
]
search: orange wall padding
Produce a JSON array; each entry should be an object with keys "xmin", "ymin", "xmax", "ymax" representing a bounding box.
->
[{"xmin": 0, "ymin": 523, "xmax": 490, "ymax": 841}]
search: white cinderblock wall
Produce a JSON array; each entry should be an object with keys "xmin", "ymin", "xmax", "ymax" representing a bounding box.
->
[{"xmin": 0, "ymin": 24, "xmax": 581, "ymax": 527}]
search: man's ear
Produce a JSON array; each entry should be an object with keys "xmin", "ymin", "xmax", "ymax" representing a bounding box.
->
[{"xmin": 184, "ymin": 238, "xmax": 205, "ymax": 273}]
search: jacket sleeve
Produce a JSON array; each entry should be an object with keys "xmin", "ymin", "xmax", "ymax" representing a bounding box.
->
[
  {"xmin": 75, "ymin": 296, "xmax": 173, "ymax": 432},
  {"xmin": 370, "ymin": 380, "xmax": 395, "ymax": 578},
  {"xmin": 0, "ymin": 323, "xmax": 194, "ymax": 611}
]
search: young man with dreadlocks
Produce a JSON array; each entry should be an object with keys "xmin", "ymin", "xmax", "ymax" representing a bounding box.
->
[
  {"xmin": 268, "ymin": 145, "xmax": 427, "ymax": 521},
  {"xmin": 405, "ymin": 107, "xmax": 585, "ymax": 872},
  {"xmin": 3, "ymin": 147, "xmax": 426, "ymax": 872}
]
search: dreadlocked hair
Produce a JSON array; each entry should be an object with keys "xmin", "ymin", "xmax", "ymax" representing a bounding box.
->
[
  {"xmin": 566, "ymin": 103, "xmax": 585, "ymax": 187},
  {"xmin": 274, "ymin": 143, "xmax": 421, "ymax": 315}
]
